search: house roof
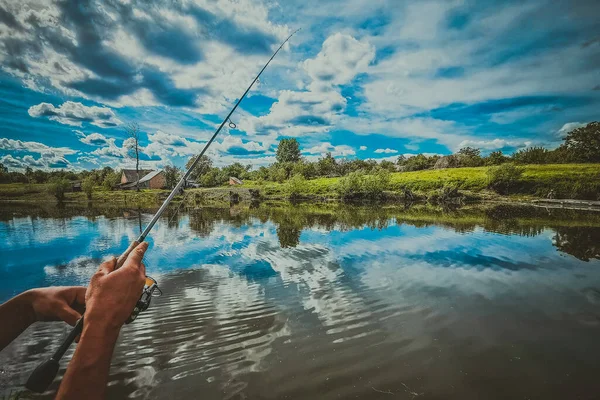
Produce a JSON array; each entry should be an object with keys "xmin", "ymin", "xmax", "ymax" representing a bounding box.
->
[
  {"xmin": 229, "ymin": 177, "xmax": 243, "ymax": 184},
  {"xmin": 121, "ymin": 169, "xmax": 153, "ymax": 183},
  {"xmin": 138, "ymin": 170, "xmax": 163, "ymax": 184}
]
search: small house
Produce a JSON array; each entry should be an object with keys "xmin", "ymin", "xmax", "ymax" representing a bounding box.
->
[
  {"xmin": 229, "ymin": 177, "xmax": 243, "ymax": 185},
  {"xmin": 71, "ymin": 181, "xmax": 82, "ymax": 192},
  {"xmin": 120, "ymin": 169, "xmax": 166, "ymax": 190},
  {"xmin": 121, "ymin": 169, "xmax": 153, "ymax": 185}
]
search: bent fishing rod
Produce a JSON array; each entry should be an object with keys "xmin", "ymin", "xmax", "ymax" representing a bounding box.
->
[{"xmin": 25, "ymin": 28, "xmax": 300, "ymax": 393}]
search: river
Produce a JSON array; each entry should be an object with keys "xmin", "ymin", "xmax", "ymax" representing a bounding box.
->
[{"xmin": 1, "ymin": 202, "xmax": 599, "ymax": 399}]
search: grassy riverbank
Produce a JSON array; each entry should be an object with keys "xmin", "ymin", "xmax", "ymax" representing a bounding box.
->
[
  {"xmin": 0, "ymin": 164, "xmax": 598, "ymax": 205},
  {"xmin": 248, "ymin": 164, "xmax": 600, "ymax": 200}
]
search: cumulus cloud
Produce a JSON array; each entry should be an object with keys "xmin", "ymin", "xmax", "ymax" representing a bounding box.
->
[
  {"xmin": 458, "ymin": 139, "xmax": 531, "ymax": 151},
  {"xmin": 1, "ymin": 154, "xmax": 70, "ymax": 170},
  {"xmin": 374, "ymin": 148, "xmax": 398, "ymax": 154},
  {"xmin": 0, "ymin": 0, "xmax": 289, "ymax": 109},
  {"xmin": 304, "ymin": 142, "xmax": 355, "ymax": 157},
  {"xmin": 557, "ymin": 122, "xmax": 586, "ymax": 137},
  {"xmin": 359, "ymin": 146, "xmax": 367, "ymax": 151},
  {"xmin": 79, "ymin": 133, "xmax": 111, "ymax": 146},
  {"xmin": 28, "ymin": 102, "xmax": 121, "ymax": 128},
  {"xmin": 303, "ymin": 33, "xmax": 375, "ymax": 87},
  {"xmin": 0, "ymin": 137, "xmax": 77, "ymax": 157},
  {"xmin": 241, "ymin": 33, "xmax": 375, "ymax": 139}
]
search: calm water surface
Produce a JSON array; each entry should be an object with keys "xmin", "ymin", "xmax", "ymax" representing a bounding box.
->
[{"xmin": 1, "ymin": 203, "xmax": 600, "ymax": 399}]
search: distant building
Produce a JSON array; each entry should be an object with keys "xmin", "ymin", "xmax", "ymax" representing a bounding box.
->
[
  {"xmin": 229, "ymin": 177, "xmax": 243, "ymax": 185},
  {"xmin": 71, "ymin": 181, "xmax": 82, "ymax": 192},
  {"xmin": 121, "ymin": 169, "xmax": 153, "ymax": 185},
  {"xmin": 120, "ymin": 169, "xmax": 166, "ymax": 190}
]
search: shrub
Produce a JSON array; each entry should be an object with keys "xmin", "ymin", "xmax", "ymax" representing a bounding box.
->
[
  {"xmin": 336, "ymin": 171, "xmax": 364, "ymax": 200},
  {"xmin": 363, "ymin": 168, "xmax": 390, "ymax": 198},
  {"xmin": 487, "ymin": 163, "xmax": 524, "ymax": 194},
  {"xmin": 82, "ymin": 177, "xmax": 94, "ymax": 200},
  {"xmin": 286, "ymin": 174, "xmax": 307, "ymax": 199},
  {"xmin": 48, "ymin": 178, "xmax": 70, "ymax": 201},
  {"xmin": 485, "ymin": 151, "xmax": 508, "ymax": 166},
  {"xmin": 512, "ymin": 147, "xmax": 550, "ymax": 164}
]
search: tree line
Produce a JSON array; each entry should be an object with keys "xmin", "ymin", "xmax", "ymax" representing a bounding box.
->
[{"xmin": 0, "ymin": 121, "xmax": 598, "ymax": 188}]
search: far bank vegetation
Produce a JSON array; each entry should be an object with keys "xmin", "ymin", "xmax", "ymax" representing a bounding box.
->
[{"xmin": 1, "ymin": 122, "xmax": 599, "ymax": 202}]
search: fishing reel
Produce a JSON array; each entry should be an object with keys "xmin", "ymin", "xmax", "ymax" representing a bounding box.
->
[
  {"xmin": 25, "ymin": 276, "xmax": 161, "ymax": 393},
  {"xmin": 127, "ymin": 276, "xmax": 162, "ymax": 323}
]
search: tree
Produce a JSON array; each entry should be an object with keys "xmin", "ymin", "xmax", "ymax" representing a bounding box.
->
[
  {"xmin": 0, "ymin": 162, "xmax": 7, "ymax": 174},
  {"xmin": 562, "ymin": 121, "xmax": 600, "ymax": 162},
  {"xmin": 125, "ymin": 122, "xmax": 142, "ymax": 191},
  {"xmin": 48, "ymin": 177, "xmax": 70, "ymax": 201},
  {"xmin": 404, "ymin": 154, "xmax": 435, "ymax": 171},
  {"xmin": 512, "ymin": 146, "xmax": 550, "ymax": 164},
  {"xmin": 186, "ymin": 155, "xmax": 213, "ymax": 182},
  {"xmin": 24, "ymin": 167, "xmax": 33, "ymax": 183},
  {"xmin": 163, "ymin": 165, "xmax": 182, "ymax": 189},
  {"xmin": 485, "ymin": 150, "xmax": 508, "ymax": 166},
  {"xmin": 456, "ymin": 147, "xmax": 483, "ymax": 167},
  {"xmin": 276, "ymin": 138, "xmax": 301, "ymax": 163},
  {"xmin": 82, "ymin": 177, "xmax": 94, "ymax": 200},
  {"xmin": 317, "ymin": 152, "xmax": 337, "ymax": 176}
]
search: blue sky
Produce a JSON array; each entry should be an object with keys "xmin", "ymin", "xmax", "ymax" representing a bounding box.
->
[{"xmin": 0, "ymin": 0, "xmax": 598, "ymax": 171}]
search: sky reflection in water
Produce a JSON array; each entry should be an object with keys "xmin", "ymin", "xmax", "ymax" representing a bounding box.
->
[{"xmin": 1, "ymin": 203, "xmax": 599, "ymax": 399}]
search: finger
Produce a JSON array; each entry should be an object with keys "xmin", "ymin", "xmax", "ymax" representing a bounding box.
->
[
  {"xmin": 116, "ymin": 241, "xmax": 140, "ymax": 270},
  {"xmin": 139, "ymin": 262, "xmax": 146, "ymax": 277},
  {"xmin": 97, "ymin": 257, "xmax": 117, "ymax": 275},
  {"xmin": 69, "ymin": 286, "xmax": 87, "ymax": 305},
  {"xmin": 124, "ymin": 242, "xmax": 149, "ymax": 270},
  {"xmin": 58, "ymin": 307, "xmax": 82, "ymax": 327}
]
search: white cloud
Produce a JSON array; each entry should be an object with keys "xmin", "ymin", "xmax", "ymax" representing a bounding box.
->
[
  {"xmin": 458, "ymin": 139, "xmax": 531, "ymax": 150},
  {"xmin": 359, "ymin": 146, "xmax": 367, "ymax": 151},
  {"xmin": 303, "ymin": 33, "xmax": 375, "ymax": 87},
  {"xmin": 1, "ymin": 0, "xmax": 291, "ymax": 110},
  {"xmin": 557, "ymin": 122, "xmax": 586, "ymax": 137},
  {"xmin": 240, "ymin": 33, "xmax": 374, "ymax": 139},
  {"xmin": 28, "ymin": 102, "xmax": 121, "ymax": 128},
  {"xmin": 0, "ymin": 138, "xmax": 77, "ymax": 157},
  {"xmin": 304, "ymin": 142, "xmax": 355, "ymax": 157},
  {"xmin": 374, "ymin": 148, "xmax": 398, "ymax": 154},
  {"xmin": 79, "ymin": 133, "xmax": 110, "ymax": 146},
  {"xmin": 1, "ymin": 154, "xmax": 70, "ymax": 171}
]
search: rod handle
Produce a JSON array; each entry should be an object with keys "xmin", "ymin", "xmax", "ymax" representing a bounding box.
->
[{"xmin": 25, "ymin": 318, "xmax": 83, "ymax": 393}]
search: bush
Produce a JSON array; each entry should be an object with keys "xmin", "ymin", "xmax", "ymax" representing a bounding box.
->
[
  {"xmin": 487, "ymin": 163, "xmax": 524, "ymax": 194},
  {"xmin": 82, "ymin": 177, "xmax": 94, "ymax": 200},
  {"xmin": 512, "ymin": 147, "xmax": 550, "ymax": 164},
  {"xmin": 48, "ymin": 178, "xmax": 70, "ymax": 201},
  {"xmin": 336, "ymin": 169, "xmax": 390, "ymax": 201},
  {"xmin": 363, "ymin": 169, "xmax": 390, "ymax": 198},
  {"xmin": 286, "ymin": 174, "xmax": 308, "ymax": 199},
  {"xmin": 336, "ymin": 171, "xmax": 364, "ymax": 200}
]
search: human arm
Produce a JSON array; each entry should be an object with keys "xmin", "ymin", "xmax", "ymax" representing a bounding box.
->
[
  {"xmin": 0, "ymin": 286, "xmax": 86, "ymax": 351},
  {"xmin": 56, "ymin": 241, "xmax": 148, "ymax": 400}
]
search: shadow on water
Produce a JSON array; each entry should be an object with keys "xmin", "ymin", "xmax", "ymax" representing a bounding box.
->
[{"xmin": 1, "ymin": 201, "xmax": 600, "ymax": 399}]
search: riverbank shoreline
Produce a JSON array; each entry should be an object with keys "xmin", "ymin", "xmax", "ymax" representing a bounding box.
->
[{"xmin": 1, "ymin": 163, "xmax": 599, "ymax": 208}]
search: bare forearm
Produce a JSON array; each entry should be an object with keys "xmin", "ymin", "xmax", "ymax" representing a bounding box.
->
[
  {"xmin": 56, "ymin": 321, "xmax": 120, "ymax": 400},
  {"xmin": 0, "ymin": 291, "xmax": 35, "ymax": 350}
]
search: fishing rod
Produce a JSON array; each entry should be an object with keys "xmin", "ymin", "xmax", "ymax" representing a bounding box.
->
[{"xmin": 25, "ymin": 28, "xmax": 300, "ymax": 393}]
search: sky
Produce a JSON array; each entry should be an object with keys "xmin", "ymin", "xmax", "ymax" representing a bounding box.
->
[{"xmin": 0, "ymin": 0, "xmax": 598, "ymax": 171}]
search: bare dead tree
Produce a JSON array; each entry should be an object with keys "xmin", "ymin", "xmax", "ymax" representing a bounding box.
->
[{"xmin": 125, "ymin": 122, "xmax": 141, "ymax": 191}]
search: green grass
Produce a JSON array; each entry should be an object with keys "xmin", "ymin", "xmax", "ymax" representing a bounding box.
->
[
  {"xmin": 1, "ymin": 164, "xmax": 599, "ymax": 204},
  {"xmin": 242, "ymin": 164, "xmax": 600, "ymax": 200}
]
